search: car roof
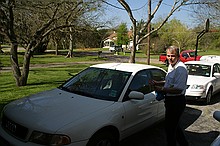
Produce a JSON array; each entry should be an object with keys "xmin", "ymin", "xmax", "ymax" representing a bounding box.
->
[
  {"xmin": 184, "ymin": 61, "xmax": 217, "ymax": 66},
  {"xmin": 91, "ymin": 63, "xmax": 164, "ymax": 73}
]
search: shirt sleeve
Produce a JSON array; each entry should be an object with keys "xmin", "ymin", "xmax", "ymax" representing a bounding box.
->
[{"xmin": 174, "ymin": 66, "xmax": 188, "ymax": 91}]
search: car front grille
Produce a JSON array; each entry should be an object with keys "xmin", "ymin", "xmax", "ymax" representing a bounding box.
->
[{"xmin": 2, "ymin": 114, "xmax": 28, "ymax": 141}]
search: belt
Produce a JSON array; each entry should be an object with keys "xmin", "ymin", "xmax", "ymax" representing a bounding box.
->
[
  {"xmin": 165, "ymin": 94, "xmax": 185, "ymax": 101},
  {"xmin": 166, "ymin": 94, "xmax": 184, "ymax": 97}
]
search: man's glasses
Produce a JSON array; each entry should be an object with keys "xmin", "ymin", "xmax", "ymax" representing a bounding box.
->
[{"xmin": 166, "ymin": 55, "xmax": 176, "ymax": 57}]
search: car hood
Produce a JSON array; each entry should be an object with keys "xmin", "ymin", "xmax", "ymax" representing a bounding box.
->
[
  {"xmin": 4, "ymin": 88, "xmax": 115, "ymax": 132},
  {"xmin": 187, "ymin": 75, "xmax": 211, "ymax": 85}
]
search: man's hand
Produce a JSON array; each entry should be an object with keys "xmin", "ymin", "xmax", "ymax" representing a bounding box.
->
[{"xmin": 155, "ymin": 85, "xmax": 164, "ymax": 92}]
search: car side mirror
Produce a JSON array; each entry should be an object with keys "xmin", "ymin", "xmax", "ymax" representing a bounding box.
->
[
  {"xmin": 128, "ymin": 91, "xmax": 144, "ymax": 100},
  {"xmin": 213, "ymin": 73, "xmax": 220, "ymax": 78}
]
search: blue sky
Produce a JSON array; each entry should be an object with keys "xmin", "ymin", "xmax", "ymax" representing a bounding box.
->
[{"xmin": 103, "ymin": 0, "xmax": 198, "ymax": 28}]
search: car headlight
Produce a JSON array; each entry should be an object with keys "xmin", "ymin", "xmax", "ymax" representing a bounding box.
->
[
  {"xmin": 29, "ymin": 131, "xmax": 71, "ymax": 145},
  {"xmin": 191, "ymin": 85, "xmax": 205, "ymax": 89}
]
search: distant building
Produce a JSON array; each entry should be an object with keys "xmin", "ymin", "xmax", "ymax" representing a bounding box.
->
[
  {"xmin": 103, "ymin": 30, "xmax": 139, "ymax": 50},
  {"xmin": 103, "ymin": 31, "xmax": 117, "ymax": 48}
]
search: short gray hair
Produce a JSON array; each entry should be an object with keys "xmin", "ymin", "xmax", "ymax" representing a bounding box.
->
[{"xmin": 166, "ymin": 46, "xmax": 180, "ymax": 57}]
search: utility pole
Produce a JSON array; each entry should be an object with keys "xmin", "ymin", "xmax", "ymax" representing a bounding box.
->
[{"xmin": 147, "ymin": 0, "xmax": 151, "ymax": 65}]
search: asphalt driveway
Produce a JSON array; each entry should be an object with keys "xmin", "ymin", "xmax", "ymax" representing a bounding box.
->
[{"xmin": 120, "ymin": 92, "xmax": 220, "ymax": 146}]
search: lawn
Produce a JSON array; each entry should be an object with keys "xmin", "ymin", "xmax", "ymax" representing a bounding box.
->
[{"xmin": 0, "ymin": 64, "xmax": 92, "ymax": 112}]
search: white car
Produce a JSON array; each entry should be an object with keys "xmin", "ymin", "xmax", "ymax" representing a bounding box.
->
[
  {"xmin": 185, "ymin": 61, "xmax": 220, "ymax": 104},
  {"xmin": 109, "ymin": 45, "xmax": 122, "ymax": 52},
  {"xmin": 0, "ymin": 63, "xmax": 166, "ymax": 146},
  {"xmin": 200, "ymin": 55, "xmax": 220, "ymax": 63}
]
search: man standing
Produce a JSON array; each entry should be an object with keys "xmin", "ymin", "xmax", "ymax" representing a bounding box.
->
[{"xmin": 154, "ymin": 46, "xmax": 189, "ymax": 146}]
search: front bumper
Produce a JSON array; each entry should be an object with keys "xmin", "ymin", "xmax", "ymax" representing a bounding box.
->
[
  {"xmin": 185, "ymin": 89, "xmax": 206, "ymax": 101},
  {"xmin": 0, "ymin": 124, "xmax": 88, "ymax": 146}
]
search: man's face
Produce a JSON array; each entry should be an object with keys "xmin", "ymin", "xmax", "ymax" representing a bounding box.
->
[{"xmin": 166, "ymin": 50, "xmax": 178, "ymax": 66}]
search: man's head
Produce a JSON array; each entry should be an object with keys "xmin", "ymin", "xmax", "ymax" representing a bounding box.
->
[{"xmin": 166, "ymin": 46, "xmax": 180, "ymax": 67}]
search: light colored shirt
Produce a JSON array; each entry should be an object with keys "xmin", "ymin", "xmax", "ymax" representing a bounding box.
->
[{"xmin": 164, "ymin": 60, "xmax": 188, "ymax": 96}]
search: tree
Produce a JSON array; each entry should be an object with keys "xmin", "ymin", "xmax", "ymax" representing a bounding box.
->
[
  {"xmin": 0, "ymin": 0, "xmax": 103, "ymax": 86},
  {"xmin": 116, "ymin": 23, "xmax": 129, "ymax": 47},
  {"xmin": 157, "ymin": 19, "xmax": 195, "ymax": 51},
  {"xmin": 0, "ymin": 34, "xmax": 5, "ymax": 53},
  {"xmin": 191, "ymin": 0, "xmax": 220, "ymax": 26},
  {"xmin": 116, "ymin": 0, "xmax": 214, "ymax": 64},
  {"xmin": 117, "ymin": 0, "xmax": 137, "ymax": 63}
]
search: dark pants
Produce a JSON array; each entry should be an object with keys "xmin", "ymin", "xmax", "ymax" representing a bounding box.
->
[{"xmin": 165, "ymin": 95, "xmax": 188, "ymax": 146}]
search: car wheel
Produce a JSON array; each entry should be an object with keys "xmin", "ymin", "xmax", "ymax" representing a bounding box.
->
[
  {"xmin": 206, "ymin": 88, "xmax": 212, "ymax": 104},
  {"xmin": 87, "ymin": 131, "xmax": 118, "ymax": 146}
]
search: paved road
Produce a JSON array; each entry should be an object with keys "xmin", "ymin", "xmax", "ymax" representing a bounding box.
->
[{"xmin": 120, "ymin": 93, "xmax": 220, "ymax": 146}]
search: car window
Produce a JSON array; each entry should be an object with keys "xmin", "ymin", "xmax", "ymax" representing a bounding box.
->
[
  {"xmin": 128, "ymin": 70, "xmax": 153, "ymax": 95},
  {"xmin": 182, "ymin": 52, "xmax": 188, "ymax": 58},
  {"xmin": 186, "ymin": 64, "xmax": 211, "ymax": 77},
  {"xmin": 188, "ymin": 51, "xmax": 195, "ymax": 57},
  {"xmin": 213, "ymin": 64, "xmax": 220, "ymax": 75},
  {"xmin": 150, "ymin": 69, "xmax": 166, "ymax": 81},
  {"xmin": 128, "ymin": 68, "xmax": 166, "ymax": 95},
  {"xmin": 60, "ymin": 67, "xmax": 131, "ymax": 101}
]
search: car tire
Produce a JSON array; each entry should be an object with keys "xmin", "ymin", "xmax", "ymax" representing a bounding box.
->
[
  {"xmin": 206, "ymin": 88, "xmax": 212, "ymax": 104},
  {"xmin": 87, "ymin": 131, "xmax": 118, "ymax": 146}
]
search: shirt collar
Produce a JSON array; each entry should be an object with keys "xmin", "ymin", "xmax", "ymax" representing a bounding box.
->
[{"xmin": 168, "ymin": 59, "xmax": 180, "ymax": 72}]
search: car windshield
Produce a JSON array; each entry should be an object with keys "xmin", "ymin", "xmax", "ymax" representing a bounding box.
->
[
  {"xmin": 188, "ymin": 51, "xmax": 195, "ymax": 57},
  {"xmin": 186, "ymin": 64, "xmax": 211, "ymax": 77},
  {"xmin": 59, "ymin": 67, "xmax": 131, "ymax": 101}
]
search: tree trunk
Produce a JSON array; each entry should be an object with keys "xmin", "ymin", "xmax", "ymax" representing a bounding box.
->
[
  {"xmin": 66, "ymin": 28, "xmax": 74, "ymax": 58},
  {"xmin": 55, "ymin": 41, "xmax": 58, "ymax": 55},
  {"xmin": 10, "ymin": 40, "xmax": 32, "ymax": 86},
  {"xmin": 66, "ymin": 50, "xmax": 73, "ymax": 58},
  {"xmin": 65, "ymin": 37, "xmax": 73, "ymax": 58},
  {"xmin": 129, "ymin": 22, "xmax": 137, "ymax": 63},
  {"xmin": 0, "ymin": 44, "xmax": 3, "ymax": 53},
  {"xmin": 117, "ymin": 0, "xmax": 137, "ymax": 63},
  {"xmin": 147, "ymin": 0, "xmax": 151, "ymax": 65},
  {"xmin": 10, "ymin": 42, "xmax": 22, "ymax": 86},
  {"xmin": 21, "ymin": 46, "xmax": 32, "ymax": 85}
]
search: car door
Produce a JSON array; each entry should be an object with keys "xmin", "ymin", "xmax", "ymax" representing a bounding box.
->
[
  {"xmin": 121, "ymin": 69, "xmax": 164, "ymax": 136},
  {"xmin": 150, "ymin": 69, "xmax": 166, "ymax": 119}
]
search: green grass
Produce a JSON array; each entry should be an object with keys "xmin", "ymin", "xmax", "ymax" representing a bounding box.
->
[
  {"xmin": 198, "ymin": 49, "xmax": 220, "ymax": 56},
  {"xmin": 0, "ymin": 52, "xmax": 106, "ymax": 67},
  {"xmin": 0, "ymin": 64, "xmax": 91, "ymax": 112}
]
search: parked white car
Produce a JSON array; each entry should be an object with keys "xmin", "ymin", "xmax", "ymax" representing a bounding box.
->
[
  {"xmin": 200, "ymin": 55, "xmax": 220, "ymax": 63},
  {"xmin": 109, "ymin": 45, "xmax": 122, "ymax": 52},
  {"xmin": 185, "ymin": 61, "xmax": 220, "ymax": 104},
  {"xmin": 0, "ymin": 63, "xmax": 166, "ymax": 146}
]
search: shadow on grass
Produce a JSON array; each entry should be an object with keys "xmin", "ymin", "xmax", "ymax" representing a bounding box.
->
[{"xmin": 27, "ymin": 80, "xmax": 64, "ymax": 86}]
